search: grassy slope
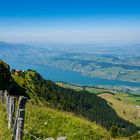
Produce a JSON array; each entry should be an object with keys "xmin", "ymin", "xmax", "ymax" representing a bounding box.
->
[
  {"xmin": 98, "ymin": 93, "xmax": 140, "ymax": 127},
  {"xmin": 115, "ymin": 94, "xmax": 140, "ymax": 106},
  {"xmin": 13, "ymin": 71, "xmax": 140, "ymax": 131},
  {"xmin": 10, "ymin": 72, "xmax": 111, "ymax": 140},
  {"xmin": 0, "ymin": 102, "xmax": 111, "ymax": 140},
  {"xmin": 0, "ymin": 103, "xmax": 12, "ymax": 140},
  {"xmin": 57, "ymin": 82, "xmax": 140, "ymax": 127},
  {"xmin": 23, "ymin": 103, "xmax": 111, "ymax": 140}
]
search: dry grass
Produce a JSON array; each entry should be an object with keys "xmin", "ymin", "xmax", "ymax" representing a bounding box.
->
[{"xmin": 98, "ymin": 93, "xmax": 140, "ymax": 127}]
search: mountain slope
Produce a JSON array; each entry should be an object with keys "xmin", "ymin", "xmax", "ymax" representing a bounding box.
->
[
  {"xmin": 12, "ymin": 69, "xmax": 139, "ymax": 137},
  {"xmin": 24, "ymin": 103, "xmax": 111, "ymax": 140},
  {"xmin": 0, "ymin": 102, "xmax": 111, "ymax": 140},
  {"xmin": 0, "ymin": 60, "xmax": 139, "ymax": 139}
]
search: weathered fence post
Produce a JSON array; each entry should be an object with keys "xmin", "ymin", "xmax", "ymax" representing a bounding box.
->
[
  {"xmin": 14, "ymin": 97, "xmax": 27, "ymax": 140},
  {"xmin": 0, "ymin": 90, "xmax": 4, "ymax": 103},
  {"xmin": 4, "ymin": 90, "xmax": 10, "ymax": 119},
  {"xmin": 4, "ymin": 90, "xmax": 9, "ymax": 112},
  {"xmin": 2, "ymin": 92, "xmax": 5, "ymax": 103},
  {"xmin": 8, "ymin": 96, "xmax": 16, "ymax": 129}
]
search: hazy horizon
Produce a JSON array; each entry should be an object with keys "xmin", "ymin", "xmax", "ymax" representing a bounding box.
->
[{"xmin": 0, "ymin": 0, "xmax": 140, "ymax": 44}]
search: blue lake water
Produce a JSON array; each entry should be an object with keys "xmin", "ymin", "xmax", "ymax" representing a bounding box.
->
[{"xmin": 2, "ymin": 58, "xmax": 140, "ymax": 87}]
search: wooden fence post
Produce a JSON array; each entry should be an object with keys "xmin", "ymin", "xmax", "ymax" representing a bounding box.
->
[
  {"xmin": 0, "ymin": 90, "xmax": 4, "ymax": 103},
  {"xmin": 14, "ymin": 97, "xmax": 27, "ymax": 140},
  {"xmin": 8, "ymin": 97, "xmax": 16, "ymax": 129},
  {"xmin": 4, "ymin": 90, "xmax": 10, "ymax": 119}
]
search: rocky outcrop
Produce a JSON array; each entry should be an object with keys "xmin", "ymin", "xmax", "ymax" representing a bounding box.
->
[
  {"xmin": 0, "ymin": 60, "xmax": 28, "ymax": 97},
  {"xmin": 0, "ymin": 60, "xmax": 12, "ymax": 89}
]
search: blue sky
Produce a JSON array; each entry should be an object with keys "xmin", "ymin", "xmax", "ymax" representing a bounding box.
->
[{"xmin": 0, "ymin": 0, "xmax": 140, "ymax": 43}]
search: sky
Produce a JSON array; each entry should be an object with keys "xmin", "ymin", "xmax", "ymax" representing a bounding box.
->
[{"xmin": 0, "ymin": 0, "xmax": 140, "ymax": 44}]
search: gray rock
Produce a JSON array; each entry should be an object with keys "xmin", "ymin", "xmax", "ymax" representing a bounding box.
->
[
  {"xmin": 45, "ymin": 138, "xmax": 55, "ymax": 140},
  {"xmin": 57, "ymin": 137, "xmax": 67, "ymax": 140}
]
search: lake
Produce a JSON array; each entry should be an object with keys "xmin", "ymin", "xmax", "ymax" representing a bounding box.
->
[{"xmin": 2, "ymin": 58, "xmax": 140, "ymax": 87}]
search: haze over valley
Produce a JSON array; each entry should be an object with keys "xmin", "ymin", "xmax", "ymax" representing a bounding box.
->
[{"xmin": 0, "ymin": 41, "xmax": 140, "ymax": 95}]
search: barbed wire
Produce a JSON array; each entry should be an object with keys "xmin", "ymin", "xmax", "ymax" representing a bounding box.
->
[
  {"xmin": 12, "ymin": 119, "xmax": 43, "ymax": 140},
  {"xmin": 19, "ymin": 128, "xmax": 43, "ymax": 140},
  {"xmin": 11, "ymin": 121, "xmax": 43, "ymax": 140}
]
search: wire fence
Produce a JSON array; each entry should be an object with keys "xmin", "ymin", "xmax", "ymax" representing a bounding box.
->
[
  {"xmin": 0, "ymin": 93, "xmax": 43, "ymax": 140},
  {"xmin": 11, "ymin": 115, "xmax": 43, "ymax": 140},
  {"xmin": 19, "ymin": 128, "xmax": 43, "ymax": 140},
  {"xmin": 1, "ymin": 91, "xmax": 66, "ymax": 140}
]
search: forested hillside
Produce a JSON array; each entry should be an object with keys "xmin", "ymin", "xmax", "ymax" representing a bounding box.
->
[
  {"xmin": 10, "ymin": 67, "xmax": 139, "ymax": 137},
  {"xmin": 0, "ymin": 60, "xmax": 140, "ymax": 139},
  {"xmin": 22, "ymin": 71, "xmax": 138, "ymax": 136}
]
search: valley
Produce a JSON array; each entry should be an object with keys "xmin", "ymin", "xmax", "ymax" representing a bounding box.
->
[{"xmin": 0, "ymin": 42, "xmax": 140, "ymax": 95}]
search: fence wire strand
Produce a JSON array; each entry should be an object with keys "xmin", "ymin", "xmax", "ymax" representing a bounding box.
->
[{"xmin": 11, "ymin": 120, "xmax": 43, "ymax": 140}]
